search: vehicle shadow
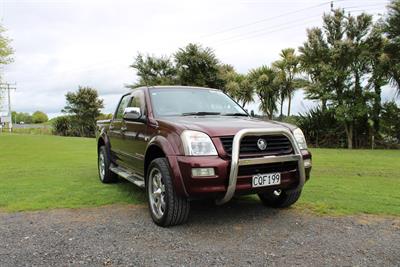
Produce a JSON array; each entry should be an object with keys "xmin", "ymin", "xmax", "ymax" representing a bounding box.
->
[
  {"xmin": 116, "ymin": 179, "xmax": 291, "ymax": 226},
  {"xmin": 187, "ymin": 196, "xmax": 285, "ymax": 226},
  {"xmin": 114, "ymin": 179, "xmax": 147, "ymax": 203}
]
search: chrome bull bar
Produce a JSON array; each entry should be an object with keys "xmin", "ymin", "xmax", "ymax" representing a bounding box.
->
[{"xmin": 216, "ymin": 128, "xmax": 306, "ymax": 205}]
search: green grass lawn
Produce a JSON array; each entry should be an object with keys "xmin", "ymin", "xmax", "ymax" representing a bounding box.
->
[
  {"xmin": 298, "ymin": 148, "xmax": 400, "ymax": 216},
  {"xmin": 0, "ymin": 134, "xmax": 145, "ymax": 212},
  {"xmin": 0, "ymin": 134, "xmax": 399, "ymax": 216}
]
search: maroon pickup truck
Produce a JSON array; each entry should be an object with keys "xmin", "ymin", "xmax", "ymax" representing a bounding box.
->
[{"xmin": 96, "ymin": 86, "xmax": 312, "ymax": 226}]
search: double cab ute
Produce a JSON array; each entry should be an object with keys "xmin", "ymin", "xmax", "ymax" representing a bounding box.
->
[{"xmin": 96, "ymin": 86, "xmax": 312, "ymax": 226}]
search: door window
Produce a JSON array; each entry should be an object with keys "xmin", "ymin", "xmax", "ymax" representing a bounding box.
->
[
  {"xmin": 130, "ymin": 90, "xmax": 146, "ymax": 117},
  {"xmin": 115, "ymin": 94, "xmax": 131, "ymax": 120}
]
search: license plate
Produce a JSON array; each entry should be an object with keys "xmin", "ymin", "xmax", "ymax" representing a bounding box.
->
[{"xmin": 252, "ymin": 173, "xmax": 281, "ymax": 188}]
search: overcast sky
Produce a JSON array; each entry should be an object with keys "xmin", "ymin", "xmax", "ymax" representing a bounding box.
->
[{"xmin": 1, "ymin": 0, "xmax": 396, "ymax": 118}]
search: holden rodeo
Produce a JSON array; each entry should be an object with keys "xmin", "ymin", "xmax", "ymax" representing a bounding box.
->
[{"xmin": 96, "ymin": 86, "xmax": 312, "ymax": 226}]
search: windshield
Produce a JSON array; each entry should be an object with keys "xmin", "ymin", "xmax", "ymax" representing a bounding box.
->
[{"xmin": 149, "ymin": 88, "xmax": 248, "ymax": 117}]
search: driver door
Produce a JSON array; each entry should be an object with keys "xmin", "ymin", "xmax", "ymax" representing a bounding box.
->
[
  {"xmin": 108, "ymin": 94, "xmax": 131, "ymax": 165},
  {"xmin": 120, "ymin": 90, "xmax": 148, "ymax": 176}
]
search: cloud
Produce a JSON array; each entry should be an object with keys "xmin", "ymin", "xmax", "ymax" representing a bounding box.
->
[{"xmin": 1, "ymin": 0, "xmax": 394, "ymax": 117}]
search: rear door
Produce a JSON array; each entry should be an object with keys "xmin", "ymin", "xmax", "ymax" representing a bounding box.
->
[
  {"xmin": 120, "ymin": 90, "xmax": 148, "ymax": 176},
  {"xmin": 108, "ymin": 94, "xmax": 131, "ymax": 164}
]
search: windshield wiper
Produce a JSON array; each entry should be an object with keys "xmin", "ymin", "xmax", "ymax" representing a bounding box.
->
[
  {"xmin": 221, "ymin": 112, "xmax": 249, "ymax": 117},
  {"xmin": 182, "ymin": 112, "xmax": 221, "ymax": 116}
]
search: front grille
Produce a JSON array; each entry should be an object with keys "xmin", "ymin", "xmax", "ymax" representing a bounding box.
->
[
  {"xmin": 238, "ymin": 161, "xmax": 298, "ymax": 176},
  {"xmin": 220, "ymin": 135, "xmax": 293, "ymax": 157}
]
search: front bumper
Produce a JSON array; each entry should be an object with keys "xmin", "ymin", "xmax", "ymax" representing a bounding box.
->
[{"xmin": 168, "ymin": 128, "xmax": 311, "ymax": 202}]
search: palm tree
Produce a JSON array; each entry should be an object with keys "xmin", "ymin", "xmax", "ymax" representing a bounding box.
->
[
  {"xmin": 272, "ymin": 48, "xmax": 301, "ymax": 117},
  {"xmin": 248, "ymin": 66, "xmax": 280, "ymax": 119},
  {"xmin": 225, "ymin": 80, "xmax": 240, "ymax": 102},
  {"xmin": 383, "ymin": 0, "xmax": 400, "ymax": 96},
  {"xmin": 239, "ymin": 77, "xmax": 254, "ymax": 107}
]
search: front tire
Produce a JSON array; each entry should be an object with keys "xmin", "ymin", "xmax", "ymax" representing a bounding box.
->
[
  {"xmin": 98, "ymin": 146, "xmax": 118, "ymax": 183},
  {"xmin": 258, "ymin": 189, "xmax": 302, "ymax": 208},
  {"xmin": 146, "ymin": 158, "xmax": 190, "ymax": 227}
]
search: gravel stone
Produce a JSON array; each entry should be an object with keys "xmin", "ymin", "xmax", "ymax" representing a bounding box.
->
[{"xmin": 0, "ymin": 200, "xmax": 399, "ymax": 266}]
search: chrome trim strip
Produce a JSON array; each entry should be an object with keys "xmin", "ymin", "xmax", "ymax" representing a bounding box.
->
[
  {"xmin": 239, "ymin": 155, "xmax": 301, "ymax": 166},
  {"xmin": 216, "ymin": 128, "xmax": 305, "ymax": 205}
]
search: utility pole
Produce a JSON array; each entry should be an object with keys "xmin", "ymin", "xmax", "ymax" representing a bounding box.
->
[{"xmin": 0, "ymin": 82, "xmax": 16, "ymax": 132}]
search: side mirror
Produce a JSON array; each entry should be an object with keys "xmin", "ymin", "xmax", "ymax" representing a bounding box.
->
[{"xmin": 123, "ymin": 107, "xmax": 141, "ymax": 121}]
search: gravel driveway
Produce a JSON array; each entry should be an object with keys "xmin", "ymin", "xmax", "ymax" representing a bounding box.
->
[{"xmin": 1, "ymin": 200, "xmax": 399, "ymax": 266}]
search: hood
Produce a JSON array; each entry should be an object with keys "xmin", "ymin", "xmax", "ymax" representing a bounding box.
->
[{"xmin": 157, "ymin": 116, "xmax": 297, "ymax": 137}]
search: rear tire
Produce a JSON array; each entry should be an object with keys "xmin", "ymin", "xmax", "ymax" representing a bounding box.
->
[
  {"xmin": 258, "ymin": 189, "xmax": 302, "ymax": 208},
  {"xmin": 146, "ymin": 158, "xmax": 190, "ymax": 227},
  {"xmin": 98, "ymin": 146, "xmax": 118, "ymax": 183}
]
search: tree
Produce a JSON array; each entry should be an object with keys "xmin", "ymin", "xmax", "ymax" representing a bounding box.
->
[
  {"xmin": 225, "ymin": 80, "xmax": 240, "ymax": 101},
  {"xmin": 0, "ymin": 25, "xmax": 13, "ymax": 66},
  {"xmin": 380, "ymin": 101, "xmax": 400, "ymax": 144},
  {"xmin": 299, "ymin": 9, "xmax": 374, "ymax": 149},
  {"xmin": 11, "ymin": 111, "xmax": 32, "ymax": 124},
  {"xmin": 174, "ymin": 43, "xmax": 220, "ymax": 88},
  {"xmin": 383, "ymin": 0, "xmax": 400, "ymax": 95},
  {"xmin": 345, "ymin": 12, "xmax": 374, "ymax": 148},
  {"xmin": 62, "ymin": 87, "xmax": 104, "ymax": 137},
  {"xmin": 217, "ymin": 67, "xmax": 254, "ymax": 106},
  {"xmin": 273, "ymin": 48, "xmax": 301, "ymax": 117},
  {"xmin": 31, "ymin": 111, "xmax": 48, "ymax": 123},
  {"xmin": 0, "ymin": 25, "xmax": 13, "ymax": 108},
  {"xmin": 366, "ymin": 24, "xmax": 390, "ymax": 139},
  {"xmin": 238, "ymin": 76, "xmax": 254, "ymax": 108},
  {"xmin": 299, "ymin": 27, "xmax": 332, "ymax": 111},
  {"xmin": 129, "ymin": 53, "xmax": 177, "ymax": 87},
  {"xmin": 217, "ymin": 64, "xmax": 239, "ymax": 97},
  {"xmin": 248, "ymin": 66, "xmax": 279, "ymax": 119}
]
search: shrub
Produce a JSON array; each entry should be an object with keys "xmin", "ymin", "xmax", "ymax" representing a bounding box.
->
[
  {"xmin": 298, "ymin": 108, "xmax": 346, "ymax": 148},
  {"xmin": 52, "ymin": 116, "xmax": 71, "ymax": 136}
]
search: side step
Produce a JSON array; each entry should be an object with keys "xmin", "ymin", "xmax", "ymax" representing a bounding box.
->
[{"xmin": 109, "ymin": 165, "xmax": 145, "ymax": 188}]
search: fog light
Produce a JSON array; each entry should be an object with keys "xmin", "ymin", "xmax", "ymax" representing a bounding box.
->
[
  {"xmin": 304, "ymin": 159, "xmax": 312, "ymax": 168},
  {"xmin": 191, "ymin": 168, "xmax": 215, "ymax": 177}
]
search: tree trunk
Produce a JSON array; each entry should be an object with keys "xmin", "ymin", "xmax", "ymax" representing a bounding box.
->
[
  {"xmin": 373, "ymin": 82, "xmax": 381, "ymax": 134},
  {"xmin": 344, "ymin": 122, "xmax": 353, "ymax": 149},
  {"xmin": 371, "ymin": 135, "xmax": 375, "ymax": 150},
  {"xmin": 287, "ymin": 95, "xmax": 292, "ymax": 117},
  {"xmin": 280, "ymin": 99, "xmax": 283, "ymax": 119},
  {"xmin": 321, "ymin": 99, "xmax": 327, "ymax": 112}
]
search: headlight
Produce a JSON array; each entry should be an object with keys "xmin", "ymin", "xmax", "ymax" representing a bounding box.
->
[
  {"xmin": 293, "ymin": 128, "xmax": 308, "ymax": 150},
  {"xmin": 181, "ymin": 130, "xmax": 218, "ymax": 156}
]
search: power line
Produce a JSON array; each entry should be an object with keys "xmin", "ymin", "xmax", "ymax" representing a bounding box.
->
[
  {"xmin": 208, "ymin": 0, "xmax": 389, "ymax": 45},
  {"xmin": 346, "ymin": 7, "xmax": 386, "ymax": 12},
  {"xmin": 200, "ymin": 0, "xmax": 347, "ymax": 39},
  {"xmin": 209, "ymin": 14, "xmax": 322, "ymax": 46},
  {"xmin": 213, "ymin": 17, "xmax": 321, "ymax": 47},
  {"xmin": 341, "ymin": 3, "xmax": 389, "ymax": 9},
  {"xmin": 211, "ymin": 5, "xmax": 386, "ymax": 47}
]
